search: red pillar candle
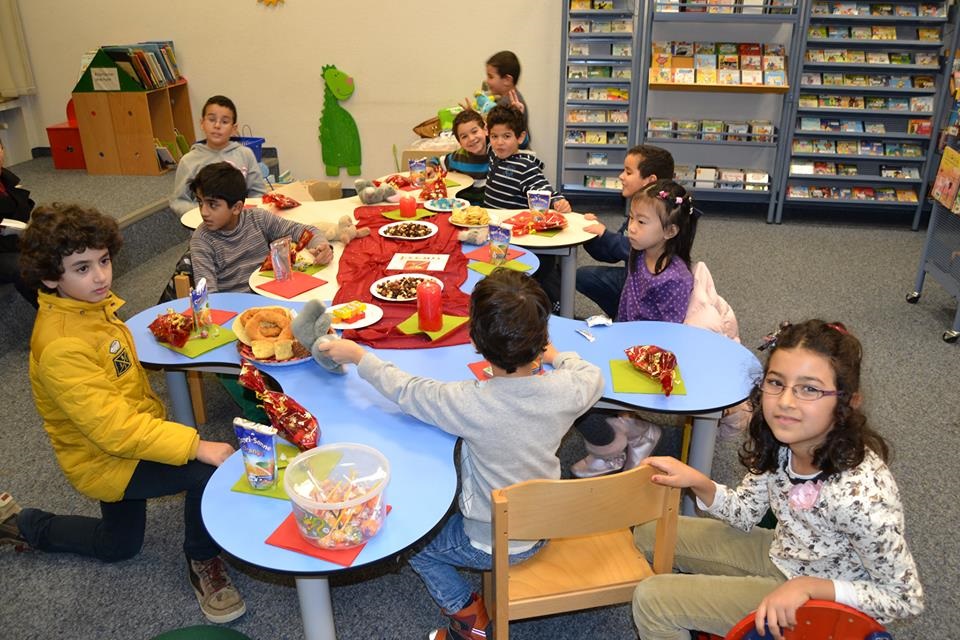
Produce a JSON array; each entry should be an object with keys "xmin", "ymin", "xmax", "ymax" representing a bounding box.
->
[
  {"xmin": 399, "ymin": 195, "xmax": 417, "ymax": 218},
  {"xmin": 417, "ymin": 280, "xmax": 443, "ymax": 331}
]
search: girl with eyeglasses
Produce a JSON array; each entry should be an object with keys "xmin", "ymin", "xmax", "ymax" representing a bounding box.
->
[{"xmin": 631, "ymin": 320, "xmax": 923, "ymax": 639}]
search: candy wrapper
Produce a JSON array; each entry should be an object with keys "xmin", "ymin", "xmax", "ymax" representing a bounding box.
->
[
  {"xmin": 239, "ymin": 361, "xmax": 320, "ymax": 450},
  {"xmin": 262, "ymin": 192, "xmax": 301, "ymax": 209},
  {"xmin": 380, "ymin": 174, "xmax": 413, "ymax": 190},
  {"xmin": 148, "ymin": 310, "xmax": 193, "ymax": 348},
  {"xmin": 624, "ymin": 344, "xmax": 678, "ymax": 396},
  {"xmin": 503, "ymin": 210, "xmax": 568, "ymax": 237},
  {"xmin": 419, "ymin": 167, "xmax": 448, "ymax": 201}
]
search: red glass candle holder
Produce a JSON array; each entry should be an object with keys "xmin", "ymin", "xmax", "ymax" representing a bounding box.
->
[
  {"xmin": 399, "ymin": 196, "xmax": 417, "ymax": 218},
  {"xmin": 417, "ymin": 280, "xmax": 443, "ymax": 332}
]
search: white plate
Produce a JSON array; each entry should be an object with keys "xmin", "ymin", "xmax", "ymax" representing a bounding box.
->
[
  {"xmin": 369, "ymin": 274, "xmax": 444, "ymax": 302},
  {"xmin": 448, "ymin": 218, "xmax": 490, "ymax": 229},
  {"xmin": 424, "ymin": 198, "xmax": 470, "ymax": 213},
  {"xmin": 326, "ymin": 302, "xmax": 384, "ymax": 330},
  {"xmin": 378, "ymin": 220, "xmax": 438, "ymax": 241}
]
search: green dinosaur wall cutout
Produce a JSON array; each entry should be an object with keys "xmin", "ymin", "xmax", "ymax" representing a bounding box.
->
[{"xmin": 318, "ymin": 65, "xmax": 361, "ymax": 176}]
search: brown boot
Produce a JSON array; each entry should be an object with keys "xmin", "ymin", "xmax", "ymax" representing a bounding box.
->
[
  {"xmin": 429, "ymin": 593, "xmax": 492, "ymax": 640},
  {"xmin": 0, "ymin": 492, "xmax": 30, "ymax": 551}
]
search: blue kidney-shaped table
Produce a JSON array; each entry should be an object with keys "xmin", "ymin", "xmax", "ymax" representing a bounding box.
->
[{"xmin": 127, "ymin": 293, "xmax": 759, "ymax": 639}]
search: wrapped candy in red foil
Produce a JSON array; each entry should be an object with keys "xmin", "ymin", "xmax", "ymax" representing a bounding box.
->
[
  {"xmin": 419, "ymin": 169, "xmax": 448, "ymax": 200},
  {"xmin": 503, "ymin": 210, "xmax": 568, "ymax": 236},
  {"xmin": 380, "ymin": 174, "xmax": 413, "ymax": 189},
  {"xmin": 148, "ymin": 310, "xmax": 193, "ymax": 348},
  {"xmin": 261, "ymin": 192, "xmax": 301, "ymax": 209},
  {"xmin": 239, "ymin": 361, "xmax": 319, "ymax": 450},
  {"xmin": 625, "ymin": 344, "xmax": 678, "ymax": 396}
]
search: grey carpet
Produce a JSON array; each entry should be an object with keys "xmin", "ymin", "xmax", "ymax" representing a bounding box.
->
[{"xmin": 0, "ymin": 158, "xmax": 957, "ymax": 639}]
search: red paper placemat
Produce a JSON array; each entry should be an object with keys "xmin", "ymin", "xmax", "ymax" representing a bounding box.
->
[
  {"xmin": 181, "ymin": 308, "xmax": 238, "ymax": 325},
  {"xmin": 462, "ymin": 245, "xmax": 525, "ymax": 263},
  {"xmin": 264, "ymin": 506, "xmax": 391, "ymax": 567},
  {"xmin": 255, "ymin": 271, "xmax": 327, "ymax": 298}
]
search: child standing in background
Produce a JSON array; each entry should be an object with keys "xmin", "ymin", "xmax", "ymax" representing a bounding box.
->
[
  {"xmin": 428, "ymin": 109, "xmax": 489, "ymax": 205},
  {"xmin": 317, "ymin": 269, "xmax": 604, "ymax": 640},
  {"xmin": 633, "ymin": 320, "xmax": 923, "ymax": 638},
  {"xmin": 572, "ymin": 180, "xmax": 697, "ymax": 478},
  {"xmin": 577, "ymin": 145, "xmax": 675, "ymax": 319},
  {"xmin": 169, "ymin": 95, "xmax": 268, "ymax": 215},
  {"xmin": 482, "ymin": 50, "xmax": 530, "ymax": 149},
  {"xmin": 189, "ymin": 162, "xmax": 332, "ymax": 293},
  {"xmin": 1, "ymin": 204, "xmax": 245, "ymax": 624}
]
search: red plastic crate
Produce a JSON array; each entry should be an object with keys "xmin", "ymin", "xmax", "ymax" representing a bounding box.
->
[{"xmin": 46, "ymin": 121, "xmax": 86, "ymax": 170}]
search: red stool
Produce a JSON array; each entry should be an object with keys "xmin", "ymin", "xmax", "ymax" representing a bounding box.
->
[{"xmin": 722, "ymin": 600, "xmax": 891, "ymax": 640}]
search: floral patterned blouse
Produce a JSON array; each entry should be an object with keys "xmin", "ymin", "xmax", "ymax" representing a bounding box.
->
[{"xmin": 703, "ymin": 447, "xmax": 923, "ymax": 623}]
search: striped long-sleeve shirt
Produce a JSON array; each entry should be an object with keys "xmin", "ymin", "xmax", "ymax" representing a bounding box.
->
[
  {"xmin": 190, "ymin": 207, "xmax": 324, "ymax": 293},
  {"xmin": 482, "ymin": 152, "xmax": 563, "ymax": 210}
]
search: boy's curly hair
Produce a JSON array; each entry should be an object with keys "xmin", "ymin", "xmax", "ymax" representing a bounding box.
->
[
  {"xmin": 19, "ymin": 204, "xmax": 122, "ymax": 290},
  {"xmin": 469, "ymin": 269, "xmax": 550, "ymax": 374},
  {"xmin": 485, "ymin": 105, "xmax": 525, "ymax": 138}
]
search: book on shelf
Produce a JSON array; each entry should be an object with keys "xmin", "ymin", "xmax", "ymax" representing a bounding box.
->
[
  {"xmin": 884, "ymin": 143, "xmax": 903, "ymax": 156},
  {"xmin": 695, "ymin": 166, "xmax": 718, "ymax": 189},
  {"xmin": 717, "ymin": 42, "xmax": 738, "ymax": 55},
  {"xmin": 74, "ymin": 42, "xmax": 182, "ymax": 93},
  {"xmin": 895, "ymin": 4, "xmax": 917, "ymax": 16},
  {"xmin": 910, "ymin": 96, "xmax": 934, "ymax": 113},
  {"xmin": 840, "ymin": 120, "xmax": 864, "ymax": 132},
  {"xmin": 718, "ymin": 167, "xmax": 745, "ymax": 189},
  {"xmin": 587, "ymin": 65, "xmax": 613, "ymax": 78},
  {"xmin": 817, "ymin": 95, "xmax": 841, "ymax": 108},
  {"xmin": 694, "ymin": 41, "xmax": 716, "ymax": 55},
  {"xmin": 836, "ymin": 140, "xmax": 859, "ymax": 154},
  {"xmin": 801, "ymin": 72, "xmax": 822, "ymax": 86},
  {"xmin": 741, "ymin": 70, "xmax": 763, "ymax": 85},
  {"xmin": 823, "ymin": 72, "xmax": 844, "ymax": 86},
  {"xmin": 918, "ymin": 3, "xmax": 946, "ymax": 17},
  {"xmin": 867, "ymin": 75, "xmax": 888, "ymax": 88},
  {"xmin": 608, "ymin": 108, "xmax": 629, "ymax": 123},
  {"xmin": 726, "ymin": 122, "xmax": 750, "ymax": 141},
  {"xmin": 648, "ymin": 118, "xmax": 674, "ymax": 138},
  {"xmin": 565, "ymin": 129, "xmax": 586, "ymax": 144},
  {"xmin": 866, "ymin": 52, "xmax": 890, "ymax": 65},
  {"xmin": 917, "ymin": 27, "xmax": 941, "ymax": 42},
  {"xmin": 871, "ymin": 3, "xmax": 894, "ymax": 16},
  {"xmin": 800, "ymin": 117, "xmax": 821, "ymax": 130},
  {"xmin": 865, "ymin": 96, "xmax": 888, "ymax": 110},
  {"xmin": 697, "ymin": 69, "xmax": 718, "ymax": 84},
  {"xmin": 718, "ymin": 54, "xmax": 739, "ymax": 70},
  {"xmin": 611, "ymin": 43, "xmax": 632, "ymax": 57},
  {"xmin": 674, "ymin": 68, "xmax": 697, "ymax": 84},
  {"xmin": 762, "ymin": 55, "xmax": 784, "ymax": 71},
  {"xmin": 882, "ymin": 165, "xmax": 920, "ymax": 179},
  {"xmin": 591, "ymin": 20, "xmax": 612, "ymax": 33},
  {"xmin": 673, "ymin": 41, "xmax": 695, "ymax": 56},
  {"xmin": 569, "ymin": 19, "xmax": 590, "ymax": 33},
  {"xmin": 814, "ymin": 161, "xmax": 837, "ymax": 175},
  {"xmin": 809, "ymin": 186, "xmax": 831, "ymax": 199},
  {"xmin": 764, "ymin": 70, "xmax": 787, "ymax": 86},
  {"xmin": 811, "ymin": 1, "xmax": 831, "ymax": 14},
  {"xmin": 876, "ymin": 187, "xmax": 897, "ymax": 201},
  {"xmin": 808, "ymin": 25, "xmax": 828, "ymax": 38},
  {"xmin": 912, "ymin": 75, "xmax": 935, "ymax": 89},
  {"xmin": 887, "ymin": 96, "xmax": 910, "ymax": 112},
  {"xmin": 871, "ymin": 26, "xmax": 897, "ymax": 40},
  {"xmin": 745, "ymin": 170, "xmax": 769, "ymax": 190},
  {"xmin": 652, "ymin": 68, "xmax": 673, "ymax": 83},
  {"xmin": 822, "ymin": 119, "xmax": 842, "ymax": 132},
  {"xmin": 604, "ymin": 176, "xmax": 622, "ymax": 190},
  {"xmin": 813, "ymin": 139, "xmax": 836, "ymax": 154},
  {"xmin": 827, "ymin": 26, "xmax": 850, "ymax": 39},
  {"xmin": 852, "ymin": 186, "xmax": 876, "ymax": 200},
  {"xmin": 718, "ymin": 69, "xmax": 741, "ymax": 85},
  {"xmin": 570, "ymin": 0, "xmax": 592, "ymax": 9},
  {"xmin": 586, "ymin": 152, "xmax": 609, "ymax": 166},
  {"xmin": 675, "ymin": 120, "xmax": 700, "ymax": 138},
  {"xmin": 741, "ymin": 55, "xmax": 762, "ymax": 71},
  {"xmin": 609, "ymin": 131, "xmax": 629, "ymax": 145},
  {"xmin": 843, "ymin": 73, "xmax": 868, "ymax": 87},
  {"xmin": 837, "ymin": 162, "xmax": 858, "ymax": 175},
  {"xmin": 793, "ymin": 138, "xmax": 815, "ymax": 152},
  {"xmin": 706, "ymin": 0, "xmax": 735, "ymax": 13},
  {"xmin": 741, "ymin": 0, "xmax": 764, "ymax": 14},
  {"xmin": 850, "ymin": 26, "xmax": 872, "ymax": 39},
  {"xmin": 764, "ymin": 43, "xmax": 786, "ymax": 56},
  {"xmin": 749, "ymin": 120, "xmax": 774, "ymax": 142},
  {"xmin": 822, "ymin": 49, "xmax": 845, "ymax": 63},
  {"xmin": 896, "ymin": 189, "xmax": 918, "ymax": 202},
  {"xmin": 791, "ymin": 160, "xmax": 815, "ymax": 175},
  {"xmin": 584, "ymin": 174, "xmax": 606, "ymax": 189},
  {"xmin": 585, "ymin": 130, "xmax": 609, "ymax": 144},
  {"xmin": 840, "ymin": 95, "xmax": 865, "ymax": 109},
  {"xmin": 610, "ymin": 18, "xmax": 632, "ymax": 33},
  {"xmin": 907, "ymin": 119, "xmax": 932, "ymax": 136},
  {"xmin": 900, "ymin": 143, "xmax": 923, "ymax": 157},
  {"xmin": 865, "ymin": 122, "xmax": 886, "ymax": 134},
  {"xmin": 674, "ymin": 165, "xmax": 696, "ymax": 184},
  {"xmin": 567, "ymin": 88, "xmax": 588, "ymax": 100},
  {"xmin": 593, "ymin": 0, "xmax": 615, "ymax": 9},
  {"xmin": 788, "ymin": 185, "xmax": 811, "ymax": 198},
  {"xmin": 701, "ymin": 119, "xmax": 724, "ymax": 141},
  {"xmin": 833, "ymin": 2, "xmax": 858, "ymax": 15},
  {"xmin": 569, "ymin": 43, "xmax": 591, "ymax": 57},
  {"xmin": 859, "ymin": 140, "xmax": 884, "ymax": 155},
  {"xmin": 930, "ymin": 146, "xmax": 960, "ymax": 207},
  {"xmin": 834, "ymin": 187, "xmax": 854, "ymax": 199},
  {"xmin": 915, "ymin": 52, "xmax": 938, "ymax": 67},
  {"xmin": 887, "ymin": 75, "xmax": 910, "ymax": 89},
  {"xmin": 568, "ymin": 65, "xmax": 588, "ymax": 80},
  {"xmin": 888, "ymin": 53, "xmax": 913, "ymax": 65},
  {"xmin": 846, "ymin": 50, "xmax": 866, "ymax": 64}
]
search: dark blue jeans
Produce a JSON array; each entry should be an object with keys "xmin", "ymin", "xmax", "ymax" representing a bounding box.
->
[
  {"xmin": 18, "ymin": 459, "xmax": 219, "ymax": 562},
  {"xmin": 576, "ymin": 265, "xmax": 626, "ymax": 319}
]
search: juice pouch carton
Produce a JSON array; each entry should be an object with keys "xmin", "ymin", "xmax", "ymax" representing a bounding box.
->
[
  {"xmin": 233, "ymin": 417, "xmax": 278, "ymax": 490},
  {"xmin": 527, "ymin": 189, "xmax": 552, "ymax": 214},
  {"xmin": 408, "ymin": 157, "xmax": 427, "ymax": 187},
  {"xmin": 190, "ymin": 277, "xmax": 216, "ymax": 338},
  {"xmin": 488, "ymin": 214, "xmax": 513, "ymax": 265}
]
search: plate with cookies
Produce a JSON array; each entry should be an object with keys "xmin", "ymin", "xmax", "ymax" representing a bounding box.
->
[{"xmin": 232, "ymin": 306, "xmax": 311, "ymax": 365}]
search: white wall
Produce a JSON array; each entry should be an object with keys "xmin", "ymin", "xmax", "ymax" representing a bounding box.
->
[{"xmin": 17, "ymin": 0, "xmax": 562, "ymax": 181}]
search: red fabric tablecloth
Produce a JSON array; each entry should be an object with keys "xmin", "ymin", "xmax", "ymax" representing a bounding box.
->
[{"xmin": 333, "ymin": 205, "xmax": 471, "ymax": 348}]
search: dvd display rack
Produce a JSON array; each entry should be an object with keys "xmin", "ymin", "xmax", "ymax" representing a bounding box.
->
[
  {"xmin": 557, "ymin": 0, "xmax": 643, "ymax": 196},
  {"xmin": 775, "ymin": 0, "xmax": 957, "ymax": 227},
  {"xmin": 635, "ymin": 0, "xmax": 807, "ymax": 222}
]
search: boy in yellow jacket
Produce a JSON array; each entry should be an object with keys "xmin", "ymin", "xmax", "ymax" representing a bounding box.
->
[{"xmin": 0, "ymin": 204, "xmax": 245, "ymax": 624}]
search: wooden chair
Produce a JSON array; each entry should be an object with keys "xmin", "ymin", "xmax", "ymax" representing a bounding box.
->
[
  {"xmin": 482, "ymin": 464, "xmax": 680, "ymax": 640},
  {"xmin": 173, "ymin": 274, "xmax": 206, "ymax": 425},
  {"xmin": 722, "ymin": 600, "xmax": 891, "ymax": 640}
]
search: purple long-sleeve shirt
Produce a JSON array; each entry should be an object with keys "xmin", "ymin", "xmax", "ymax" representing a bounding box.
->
[{"xmin": 617, "ymin": 251, "xmax": 693, "ymax": 323}]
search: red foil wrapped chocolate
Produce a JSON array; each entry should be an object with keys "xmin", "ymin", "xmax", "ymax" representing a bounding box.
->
[
  {"xmin": 503, "ymin": 210, "xmax": 568, "ymax": 237},
  {"xmin": 239, "ymin": 361, "xmax": 319, "ymax": 450},
  {"xmin": 148, "ymin": 310, "xmax": 194, "ymax": 348},
  {"xmin": 261, "ymin": 192, "xmax": 301, "ymax": 209},
  {"xmin": 625, "ymin": 344, "xmax": 678, "ymax": 396},
  {"xmin": 419, "ymin": 169, "xmax": 448, "ymax": 200}
]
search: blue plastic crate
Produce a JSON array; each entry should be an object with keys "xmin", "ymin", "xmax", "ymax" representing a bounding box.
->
[{"xmin": 232, "ymin": 136, "xmax": 264, "ymax": 162}]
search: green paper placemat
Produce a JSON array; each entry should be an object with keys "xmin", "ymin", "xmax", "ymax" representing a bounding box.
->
[
  {"xmin": 159, "ymin": 326, "xmax": 237, "ymax": 358},
  {"xmin": 396, "ymin": 313, "xmax": 470, "ymax": 340},
  {"xmin": 259, "ymin": 264, "xmax": 326, "ymax": 277},
  {"xmin": 231, "ymin": 447, "xmax": 342, "ymax": 500},
  {"xmin": 532, "ymin": 228, "xmax": 563, "ymax": 238},
  {"xmin": 382, "ymin": 208, "xmax": 435, "ymax": 221},
  {"xmin": 444, "ymin": 178, "xmax": 459, "ymax": 188},
  {"xmin": 467, "ymin": 259, "xmax": 532, "ymax": 275},
  {"xmin": 609, "ymin": 360, "xmax": 687, "ymax": 395}
]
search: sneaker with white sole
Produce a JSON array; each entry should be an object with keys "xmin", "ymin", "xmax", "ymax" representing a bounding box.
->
[
  {"xmin": 609, "ymin": 416, "xmax": 662, "ymax": 471},
  {"xmin": 188, "ymin": 556, "xmax": 246, "ymax": 623}
]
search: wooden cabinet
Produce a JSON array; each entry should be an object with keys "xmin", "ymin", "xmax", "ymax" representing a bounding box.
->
[{"xmin": 72, "ymin": 80, "xmax": 195, "ymax": 176}]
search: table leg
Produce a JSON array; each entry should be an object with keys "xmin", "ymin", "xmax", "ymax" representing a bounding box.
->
[
  {"xmin": 558, "ymin": 250, "xmax": 577, "ymax": 318},
  {"xmin": 683, "ymin": 412, "xmax": 721, "ymax": 516},
  {"xmin": 165, "ymin": 371, "xmax": 196, "ymax": 427},
  {"xmin": 296, "ymin": 575, "xmax": 337, "ymax": 640}
]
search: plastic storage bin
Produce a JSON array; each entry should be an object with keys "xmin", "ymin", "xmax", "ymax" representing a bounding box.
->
[
  {"xmin": 284, "ymin": 443, "xmax": 390, "ymax": 549},
  {"xmin": 232, "ymin": 136, "xmax": 264, "ymax": 162}
]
